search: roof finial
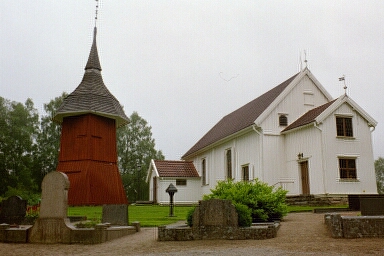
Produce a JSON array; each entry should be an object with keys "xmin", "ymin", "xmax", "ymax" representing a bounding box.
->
[
  {"xmin": 94, "ymin": 0, "xmax": 99, "ymax": 27},
  {"xmin": 339, "ymin": 75, "xmax": 347, "ymax": 95},
  {"xmin": 299, "ymin": 50, "xmax": 309, "ymax": 71},
  {"xmin": 303, "ymin": 50, "xmax": 308, "ymax": 70}
]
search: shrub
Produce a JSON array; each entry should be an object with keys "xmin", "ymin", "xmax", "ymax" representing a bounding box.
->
[
  {"xmin": 186, "ymin": 207, "xmax": 196, "ymax": 227},
  {"xmin": 75, "ymin": 219, "xmax": 100, "ymax": 228},
  {"xmin": 234, "ymin": 203, "xmax": 252, "ymax": 227},
  {"xmin": 203, "ymin": 179, "xmax": 288, "ymax": 223}
]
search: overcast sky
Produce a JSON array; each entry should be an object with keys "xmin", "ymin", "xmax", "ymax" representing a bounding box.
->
[{"xmin": 1, "ymin": 1, "xmax": 383, "ymax": 160}]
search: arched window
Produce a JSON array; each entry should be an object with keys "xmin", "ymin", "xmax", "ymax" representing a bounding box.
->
[{"xmin": 279, "ymin": 115, "xmax": 288, "ymax": 126}]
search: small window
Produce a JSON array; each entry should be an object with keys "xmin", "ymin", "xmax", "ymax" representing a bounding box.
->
[
  {"xmin": 336, "ymin": 117, "xmax": 353, "ymax": 137},
  {"xmin": 339, "ymin": 158, "xmax": 357, "ymax": 180},
  {"xmin": 242, "ymin": 165, "xmax": 249, "ymax": 181},
  {"xmin": 279, "ymin": 115, "xmax": 288, "ymax": 126},
  {"xmin": 176, "ymin": 179, "xmax": 187, "ymax": 186},
  {"xmin": 226, "ymin": 149, "xmax": 232, "ymax": 179},
  {"xmin": 202, "ymin": 158, "xmax": 207, "ymax": 185}
]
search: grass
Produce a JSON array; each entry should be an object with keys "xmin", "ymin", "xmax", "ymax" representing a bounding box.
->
[
  {"xmin": 67, "ymin": 205, "xmax": 196, "ymax": 227},
  {"xmin": 129, "ymin": 205, "xmax": 194, "ymax": 227},
  {"xmin": 67, "ymin": 204, "xmax": 349, "ymax": 227}
]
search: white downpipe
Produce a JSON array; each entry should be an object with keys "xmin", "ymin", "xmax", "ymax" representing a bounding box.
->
[
  {"xmin": 252, "ymin": 125, "xmax": 264, "ymax": 181},
  {"xmin": 314, "ymin": 123, "xmax": 327, "ymax": 194}
]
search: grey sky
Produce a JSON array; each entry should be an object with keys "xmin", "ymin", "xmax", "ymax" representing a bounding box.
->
[{"xmin": 1, "ymin": 1, "xmax": 383, "ymax": 160}]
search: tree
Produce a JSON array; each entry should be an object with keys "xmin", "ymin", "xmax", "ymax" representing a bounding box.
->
[
  {"xmin": 0, "ymin": 97, "xmax": 39, "ymax": 195},
  {"xmin": 375, "ymin": 157, "xmax": 384, "ymax": 194},
  {"xmin": 117, "ymin": 111, "xmax": 164, "ymax": 202},
  {"xmin": 33, "ymin": 92, "xmax": 67, "ymax": 189}
]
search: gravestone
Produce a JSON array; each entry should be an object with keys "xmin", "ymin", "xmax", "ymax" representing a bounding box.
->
[
  {"xmin": 29, "ymin": 171, "xmax": 72, "ymax": 243},
  {"xmin": 102, "ymin": 204, "xmax": 128, "ymax": 226},
  {"xmin": 0, "ymin": 196, "xmax": 27, "ymax": 225},
  {"xmin": 193, "ymin": 199, "xmax": 238, "ymax": 228},
  {"xmin": 360, "ymin": 197, "xmax": 384, "ymax": 216}
]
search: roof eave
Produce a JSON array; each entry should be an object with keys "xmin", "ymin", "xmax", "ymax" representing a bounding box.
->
[
  {"xmin": 146, "ymin": 159, "xmax": 159, "ymax": 183},
  {"xmin": 182, "ymin": 126, "xmax": 254, "ymax": 160},
  {"xmin": 53, "ymin": 111, "xmax": 129, "ymax": 128},
  {"xmin": 316, "ymin": 95, "xmax": 377, "ymax": 127},
  {"xmin": 280, "ymin": 122, "xmax": 315, "ymax": 134}
]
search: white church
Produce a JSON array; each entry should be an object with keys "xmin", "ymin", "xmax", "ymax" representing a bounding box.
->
[{"xmin": 147, "ymin": 68, "xmax": 378, "ymax": 204}]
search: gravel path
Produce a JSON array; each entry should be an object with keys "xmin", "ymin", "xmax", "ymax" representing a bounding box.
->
[{"xmin": 1, "ymin": 212, "xmax": 383, "ymax": 255}]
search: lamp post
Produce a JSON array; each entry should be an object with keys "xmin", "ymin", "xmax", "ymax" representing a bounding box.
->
[{"xmin": 166, "ymin": 183, "xmax": 178, "ymax": 217}]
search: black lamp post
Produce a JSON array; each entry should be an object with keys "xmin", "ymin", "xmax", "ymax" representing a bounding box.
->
[{"xmin": 166, "ymin": 183, "xmax": 178, "ymax": 217}]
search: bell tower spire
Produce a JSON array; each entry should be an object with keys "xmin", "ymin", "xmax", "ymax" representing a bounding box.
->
[
  {"xmin": 85, "ymin": 0, "xmax": 101, "ymax": 71},
  {"xmin": 85, "ymin": 26, "xmax": 102, "ymax": 71}
]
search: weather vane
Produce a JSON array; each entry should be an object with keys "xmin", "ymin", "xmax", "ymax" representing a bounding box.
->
[
  {"xmin": 94, "ymin": 0, "xmax": 99, "ymax": 27},
  {"xmin": 339, "ymin": 75, "xmax": 347, "ymax": 95}
]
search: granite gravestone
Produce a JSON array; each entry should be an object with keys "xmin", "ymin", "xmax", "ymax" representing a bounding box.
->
[
  {"xmin": 102, "ymin": 204, "xmax": 128, "ymax": 226},
  {"xmin": 0, "ymin": 195, "xmax": 27, "ymax": 225},
  {"xmin": 29, "ymin": 171, "xmax": 72, "ymax": 243}
]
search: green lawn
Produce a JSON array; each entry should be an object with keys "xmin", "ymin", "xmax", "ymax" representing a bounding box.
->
[
  {"xmin": 67, "ymin": 204, "xmax": 348, "ymax": 227},
  {"xmin": 67, "ymin": 205, "xmax": 195, "ymax": 227}
]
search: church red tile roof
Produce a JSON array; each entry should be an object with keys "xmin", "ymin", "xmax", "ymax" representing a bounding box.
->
[
  {"xmin": 154, "ymin": 160, "xmax": 200, "ymax": 177},
  {"xmin": 182, "ymin": 72, "xmax": 299, "ymax": 159}
]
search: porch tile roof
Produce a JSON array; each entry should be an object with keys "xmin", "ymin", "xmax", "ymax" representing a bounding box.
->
[
  {"xmin": 282, "ymin": 99, "xmax": 337, "ymax": 132},
  {"xmin": 154, "ymin": 160, "xmax": 200, "ymax": 177},
  {"xmin": 182, "ymin": 72, "xmax": 299, "ymax": 159}
]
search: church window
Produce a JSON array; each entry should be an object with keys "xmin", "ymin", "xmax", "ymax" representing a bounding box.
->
[
  {"xmin": 279, "ymin": 115, "xmax": 288, "ymax": 126},
  {"xmin": 336, "ymin": 116, "xmax": 353, "ymax": 137},
  {"xmin": 226, "ymin": 149, "xmax": 232, "ymax": 179},
  {"xmin": 339, "ymin": 158, "xmax": 357, "ymax": 180}
]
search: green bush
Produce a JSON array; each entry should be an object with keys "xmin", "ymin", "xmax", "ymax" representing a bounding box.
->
[
  {"xmin": 234, "ymin": 203, "xmax": 252, "ymax": 227},
  {"xmin": 186, "ymin": 207, "xmax": 196, "ymax": 227},
  {"xmin": 203, "ymin": 179, "xmax": 288, "ymax": 223}
]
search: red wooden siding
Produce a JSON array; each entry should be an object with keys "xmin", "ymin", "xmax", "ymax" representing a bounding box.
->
[
  {"xmin": 56, "ymin": 114, "xmax": 127, "ymax": 205},
  {"xmin": 56, "ymin": 160, "xmax": 127, "ymax": 205},
  {"xmin": 59, "ymin": 114, "xmax": 117, "ymax": 162}
]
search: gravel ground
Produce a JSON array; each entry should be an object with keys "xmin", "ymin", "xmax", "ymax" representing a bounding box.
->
[{"xmin": 1, "ymin": 212, "xmax": 383, "ymax": 256}]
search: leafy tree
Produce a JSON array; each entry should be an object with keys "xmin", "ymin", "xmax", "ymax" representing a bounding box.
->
[
  {"xmin": 203, "ymin": 179, "xmax": 288, "ymax": 224},
  {"xmin": 117, "ymin": 111, "xmax": 164, "ymax": 202},
  {"xmin": 33, "ymin": 92, "xmax": 67, "ymax": 188},
  {"xmin": 375, "ymin": 157, "xmax": 384, "ymax": 194},
  {"xmin": 0, "ymin": 97, "xmax": 39, "ymax": 195}
]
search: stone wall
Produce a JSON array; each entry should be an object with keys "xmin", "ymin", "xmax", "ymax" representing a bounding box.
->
[
  {"xmin": 158, "ymin": 224, "xmax": 279, "ymax": 241},
  {"xmin": 286, "ymin": 195, "xmax": 348, "ymax": 206},
  {"xmin": 325, "ymin": 213, "xmax": 384, "ymax": 238},
  {"xmin": 158, "ymin": 199, "xmax": 279, "ymax": 241},
  {"xmin": 0, "ymin": 223, "xmax": 138, "ymax": 244}
]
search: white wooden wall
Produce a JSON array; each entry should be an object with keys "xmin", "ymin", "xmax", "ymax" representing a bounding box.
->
[{"xmin": 155, "ymin": 178, "xmax": 202, "ymax": 204}]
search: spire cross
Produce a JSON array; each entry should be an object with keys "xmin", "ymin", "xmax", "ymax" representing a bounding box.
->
[{"xmin": 94, "ymin": 0, "xmax": 99, "ymax": 27}]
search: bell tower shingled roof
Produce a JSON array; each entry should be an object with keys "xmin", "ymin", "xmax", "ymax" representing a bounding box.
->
[
  {"xmin": 53, "ymin": 27, "xmax": 129, "ymax": 128},
  {"xmin": 85, "ymin": 27, "xmax": 102, "ymax": 71}
]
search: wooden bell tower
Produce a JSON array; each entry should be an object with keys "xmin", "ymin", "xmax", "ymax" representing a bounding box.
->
[{"xmin": 53, "ymin": 27, "xmax": 129, "ymax": 205}]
